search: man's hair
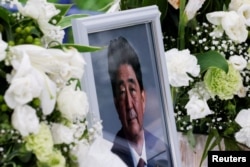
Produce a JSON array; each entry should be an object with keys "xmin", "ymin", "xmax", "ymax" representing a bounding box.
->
[{"xmin": 107, "ymin": 36, "xmax": 144, "ymax": 97}]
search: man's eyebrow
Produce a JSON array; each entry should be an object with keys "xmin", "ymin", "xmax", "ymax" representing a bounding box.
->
[
  {"xmin": 128, "ymin": 78, "xmax": 136, "ymax": 85},
  {"xmin": 116, "ymin": 78, "xmax": 136, "ymax": 86}
]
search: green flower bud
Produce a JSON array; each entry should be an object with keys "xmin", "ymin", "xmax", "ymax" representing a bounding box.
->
[{"xmin": 25, "ymin": 35, "xmax": 33, "ymax": 43}]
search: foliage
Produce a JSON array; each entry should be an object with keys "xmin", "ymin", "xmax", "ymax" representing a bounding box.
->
[{"xmin": 0, "ymin": 0, "xmax": 102, "ymax": 166}]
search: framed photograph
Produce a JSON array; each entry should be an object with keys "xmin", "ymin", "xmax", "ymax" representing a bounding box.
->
[{"xmin": 72, "ymin": 5, "xmax": 181, "ymax": 167}]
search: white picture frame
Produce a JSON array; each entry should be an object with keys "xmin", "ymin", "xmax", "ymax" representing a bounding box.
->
[{"xmin": 72, "ymin": 5, "xmax": 181, "ymax": 167}]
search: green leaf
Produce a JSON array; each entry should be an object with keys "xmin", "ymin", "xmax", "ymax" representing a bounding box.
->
[
  {"xmin": 199, "ymin": 129, "xmax": 222, "ymax": 167},
  {"xmin": 224, "ymin": 137, "xmax": 241, "ymax": 151},
  {"xmin": 187, "ymin": 130, "xmax": 196, "ymax": 149},
  {"xmin": 54, "ymin": 3, "xmax": 73, "ymax": 17},
  {"xmin": 50, "ymin": 4, "xmax": 73, "ymax": 24},
  {"xmin": 57, "ymin": 14, "xmax": 88, "ymax": 29},
  {"xmin": 52, "ymin": 43, "xmax": 103, "ymax": 53},
  {"xmin": 0, "ymin": 6, "xmax": 13, "ymax": 41},
  {"xmin": 196, "ymin": 51, "xmax": 228, "ymax": 74}
]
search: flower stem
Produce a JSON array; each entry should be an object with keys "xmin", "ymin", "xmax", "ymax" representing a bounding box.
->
[{"xmin": 178, "ymin": 0, "xmax": 187, "ymax": 50}]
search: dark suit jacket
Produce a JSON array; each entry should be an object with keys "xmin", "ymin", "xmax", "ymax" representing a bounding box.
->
[{"xmin": 111, "ymin": 129, "xmax": 171, "ymax": 167}]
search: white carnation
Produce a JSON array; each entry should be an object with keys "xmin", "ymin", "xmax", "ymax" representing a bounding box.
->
[
  {"xmin": 165, "ymin": 48, "xmax": 200, "ymax": 87},
  {"xmin": 51, "ymin": 123, "xmax": 74, "ymax": 144},
  {"xmin": 57, "ymin": 81, "xmax": 89, "ymax": 122}
]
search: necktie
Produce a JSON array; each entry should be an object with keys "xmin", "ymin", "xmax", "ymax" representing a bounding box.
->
[{"xmin": 137, "ymin": 158, "xmax": 145, "ymax": 167}]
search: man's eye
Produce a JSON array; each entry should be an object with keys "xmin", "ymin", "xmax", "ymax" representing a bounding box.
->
[
  {"xmin": 130, "ymin": 88, "xmax": 136, "ymax": 95},
  {"xmin": 119, "ymin": 88, "xmax": 125, "ymax": 96}
]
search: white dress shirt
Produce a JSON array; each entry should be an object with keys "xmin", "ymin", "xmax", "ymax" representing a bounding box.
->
[{"xmin": 128, "ymin": 136, "xmax": 147, "ymax": 167}]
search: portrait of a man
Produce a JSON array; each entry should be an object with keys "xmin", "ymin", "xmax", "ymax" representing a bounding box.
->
[{"xmin": 107, "ymin": 36, "xmax": 171, "ymax": 167}]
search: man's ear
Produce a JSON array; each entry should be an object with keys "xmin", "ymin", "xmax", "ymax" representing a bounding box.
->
[{"xmin": 141, "ymin": 90, "xmax": 146, "ymax": 114}]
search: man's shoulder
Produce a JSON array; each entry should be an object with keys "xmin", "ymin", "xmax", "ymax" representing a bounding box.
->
[{"xmin": 144, "ymin": 129, "xmax": 166, "ymax": 149}]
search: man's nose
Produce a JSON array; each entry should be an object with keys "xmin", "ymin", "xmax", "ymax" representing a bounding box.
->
[{"xmin": 125, "ymin": 90, "xmax": 133, "ymax": 110}]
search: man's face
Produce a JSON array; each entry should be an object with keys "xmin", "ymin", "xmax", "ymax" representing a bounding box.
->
[{"xmin": 114, "ymin": 64, "xmax": 145, "ymax": 140}]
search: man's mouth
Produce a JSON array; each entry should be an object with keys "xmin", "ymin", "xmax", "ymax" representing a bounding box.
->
[{"xmin": 128, "ymin": 109, "xmax": 137, "ymax": 121}]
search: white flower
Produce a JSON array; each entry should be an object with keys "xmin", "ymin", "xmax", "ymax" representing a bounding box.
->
[
  {"xmin": 165, "ymin": 48, "xmax": 200, "ymax": 87},
  {"xmin": 185, "ymin": 95, "xmax": 213, "ymax": 120},
  {"xmin": 188, "ymin": 82, "xmax": 211, "ymax": 100},
  {"xmin": 222, "ymin": 11, "xmax": 248, "ymax": 43},
  {"xmin": 206, "ymin": 11, "xmax": 248, "ymax": 43},
  {"xmin": 185, "ymin": 0, "xmax": 205, "ymax": 21},
  {"xmin": 229, "ymin": 55, "xmax": 247, "ymax": 71},
  {"xmin": 72, "ymin": 137, "xmax": 127, "ymax": 167},
  {"xmin": 15, "ymin": 0, "xmax": 59, "ymax": 22},
  {"xmin": 238, "ymin": 4, "xmax": 250, "ymax": 26},
  {"xmin": 4, "ymin": 54, "xmax": 43, "ymax": 108},
  {"xmin": 11, "ymin": 105, "xmax": 40, "ymax": 136},
  {"xmin": 0, "ymin": 33, "xmax": 7, "ymax": 61},
  {"xmin": 235, "ymin": 109, "xmax": 250, "ymax": 147},
  {"xmin": 235, "ymin": 109, "xmax": 250, "ymax": 128},
  {"xmin": 206, "ymin": 11, "xmax": 226, "ymax": 25},
  {"xmin": 57, "ymin": 81, "xmax": 89, "ymax": 122},
  {"xmin": 6, "ymin": 47, "xmax": 57, "ymax": 115},
  {"xmin": 9, "ymin": 44, "xmax": 85, "ymax": 87},
  {"xmin": 71, "ymin": 141, "xmax": 90, "ymax": 166},
  {"xmin": 229, "ymin": 0, "xmax": 250, "ymax": 11},
  {"xmin": 107, "ymin": 0, "xmax": 120, "ymax": 13},
  {"xmin": 237, "ymin": 85, "xmax": 247, "ymax": 98},
  {"xmin": 14, "ymin": 0, "xmax": 63, "ymax": 46},
  {"xmin": 50, "ymin": 123, "xmax": 74, "ymax": 144},
  {"xmin": 39, "ymin": 21, "xmax": 65, "ymax": 46},
  {"xmin": 235, "ymin": 127, "xmax": 250, "ymax": 148}
]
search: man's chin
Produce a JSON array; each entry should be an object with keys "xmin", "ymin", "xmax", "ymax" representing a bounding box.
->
[{"xmin": 125, "ymin": 126, "xmax": 143, "ymax": 139}]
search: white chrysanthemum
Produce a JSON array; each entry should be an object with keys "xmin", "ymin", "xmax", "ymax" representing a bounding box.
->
[{"xmin": 165, "ymin": 48, "xmax": 200, "ymax": 87}]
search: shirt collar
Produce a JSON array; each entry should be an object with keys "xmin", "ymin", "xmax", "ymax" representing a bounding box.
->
[{"xmin": 127, "ymin": 135, "xmax": 147, "ymax": 167}]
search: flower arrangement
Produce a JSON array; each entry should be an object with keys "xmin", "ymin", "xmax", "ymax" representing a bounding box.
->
[
  {"xmin": 119, "ymin": 0, "xmax": 250, "ymax": 165},
  {"xmin": 0, "ymin": 0, "xmax": 103, "ymax": 166},
  {"xmin": 164, "ymin": 0, "xmax": 250, "ymax": 165}
]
